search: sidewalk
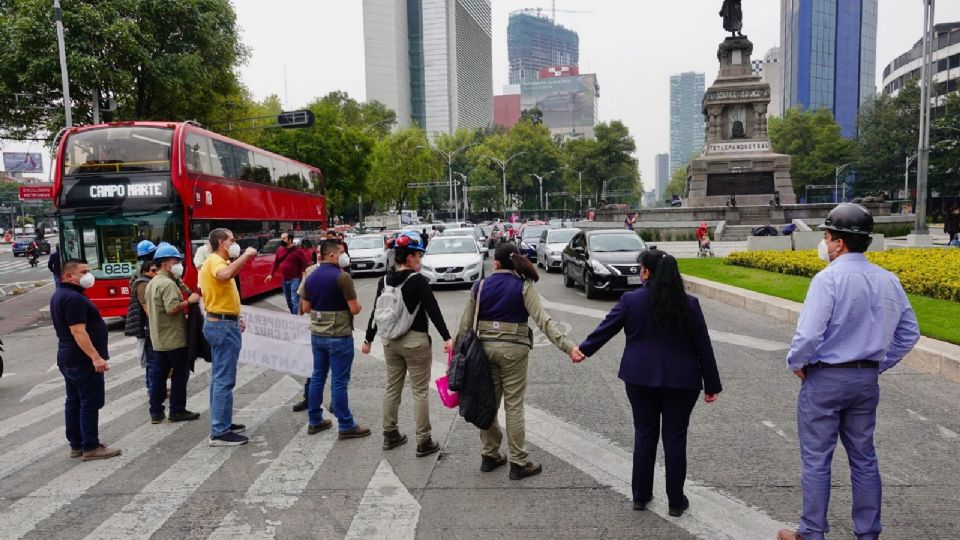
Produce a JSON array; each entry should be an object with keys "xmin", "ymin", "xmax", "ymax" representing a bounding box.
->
[
  {"xmin": 683, "ymin": 274, "xmax": 960, "ymax": 384},
  {"xmin": 0, "ymin": 283, "xmax": 54, "ymax": 335}
]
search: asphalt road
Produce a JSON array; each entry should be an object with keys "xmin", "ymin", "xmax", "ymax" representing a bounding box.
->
[{"xmin": 0, "ymin": 256, "xmax": 958, "ymax": 539}]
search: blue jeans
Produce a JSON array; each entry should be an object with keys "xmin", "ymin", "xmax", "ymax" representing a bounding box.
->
[
  {"xmin": 282, "ymin": 278, "xmax": 301, "ymax": 315},
  {"xmin": 308, "ymin": 335, "xmax": 356, "ymax": 431},
  {"xmin": 797, "ymin": 365, "xmax": 882, "ymax": 540},
  {"xmin": 60, "ymin": 366, "xmax": 105, "ymax": 451},
  {"xmin": 203, "ymin": 319, "xmax": 242, "ymax": 437},
  {"xmin": 147, "ymin": 347, "xmax": 190, "ymax": 417}
]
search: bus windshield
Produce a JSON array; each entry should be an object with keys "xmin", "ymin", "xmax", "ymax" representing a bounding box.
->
[
  {"xmin": 64, "ymin": 127, "xmax": 173, "ymax": 175},
  {"xmin": 60, "ymin": 210, "xmax": 184, "ymax": 279}
]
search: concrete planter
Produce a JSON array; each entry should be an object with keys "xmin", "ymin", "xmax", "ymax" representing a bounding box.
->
[{"xmin": 747, "ymin": 236, "xmax": 792, "ymax": 251}]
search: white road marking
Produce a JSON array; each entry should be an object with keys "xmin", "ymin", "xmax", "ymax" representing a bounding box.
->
[
  {"xmin": 0, "ymin": 366, "xmax": 266, "ymax": 539},
  {"xmin": 937, "ymin": 425, "xmax": 959, "ymax": 440},
  {"xmin": 906, "ymin": 408, "xmax": 929, "ymax": 422},
  {"xmin": 761, "ymin": 420, "xmax": 790, "ymax": 440},
  {"xmin": 344, "ymin": 459, "xmax": 421, "ymax": 540},
  {"xmin": 84, "ymin": 375, "xmax": 302, "ymax": 540},
  {"xmin": 19, "ymin": 343, "xmax": 139, "ymax": 402},
  {"xmin": 45, "ymin": 363, "xmax": 58, "ymax": 372},
  {"xmin": 208, "ymin": 423, "xmax": 337, "ymax": 538}
]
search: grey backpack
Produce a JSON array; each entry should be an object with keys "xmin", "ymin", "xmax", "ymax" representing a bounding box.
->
[{"xmin": 373, "ymin": 273, "xmax": 420, "ymax": 339}]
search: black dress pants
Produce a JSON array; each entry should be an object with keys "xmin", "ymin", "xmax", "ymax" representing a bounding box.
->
[{"xmin": 624, "ymin": 383, "xmax": 699, "ymax": 508}]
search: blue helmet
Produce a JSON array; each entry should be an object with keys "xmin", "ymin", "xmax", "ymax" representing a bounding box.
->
[
  {"xmin": 136, "ymin": 240, "xmax": 157, "ymax": 258},
  {"xmin": 392, "ymin": 230, "xmax": 426, "ymax": 252},
  {"xmin": 153, "ymin": 242, "xmax": 183, "ymax": 261}
]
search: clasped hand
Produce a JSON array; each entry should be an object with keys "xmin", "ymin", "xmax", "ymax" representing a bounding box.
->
[{"xmin": 569, "ymin": 346, "xmax": 586, "ymax": 363}]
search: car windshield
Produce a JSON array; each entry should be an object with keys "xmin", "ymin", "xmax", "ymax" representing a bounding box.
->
[
  {"xmin": 589, "ymin": 233, "xmax": 646, "ymax": 252},
  {"xmin": 347, "ymin": 236, "xmax": 384, "ymax": 250},
  {"xmin": 547, "ymin": 229, "xmax": 579, "ymax": 244},
  {"xmin": 522, "ymin": 227, "xmax": 548, "ymax": 239},
  {"xmin": 442, "ymin": 228, "xmax": 475, "ymax": 237},
  {"xmin": 427, "ymin": 237, "xmax": 476, "ymax": 254},
  {"xmin": 64, "ymin": 127, "xmax": 173, "ymax": 175}
]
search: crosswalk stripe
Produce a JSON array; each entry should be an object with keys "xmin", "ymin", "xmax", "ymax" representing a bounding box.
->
[
  {"xmin": 84, "ymin": 375, "xmax": 303, "ymax": 540},
  {"xmin": 19, "ymin": 338, "xmax": 139, "ymax": 402},
  {"xmin": 208, "ymin": 422, "xmax": 337, "ymax": 538},
  {"xmin": 0, "ymin": 361, "xmax": 210, "ymax": 481},
  {"xmin": 344, "ymin": 459, "xmax": 421, "ymax": 540},
  {"xmin": 0, "ymin": 366, "xmax": 268, "ymax": 539}
]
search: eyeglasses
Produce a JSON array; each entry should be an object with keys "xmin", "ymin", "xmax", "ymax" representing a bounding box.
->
[{"xmin": 146, "ymin": 268, "xmax": 158, "ymax": 274}]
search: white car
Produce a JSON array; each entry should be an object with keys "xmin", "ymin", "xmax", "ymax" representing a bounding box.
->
[
  {"xmin": 345, "ymin": 234, "xmax": 392, "ymax": 274},
  {"xmin": 421, "ymin": 236, "xmax": 484, "ymax": 287},
  {"xmin": 537, "ymin": 227, "xmax": 580, "ymax": 272},
  {"xmin": 440, "ymin": 227, "xmax": 488, "ymax": 257}
]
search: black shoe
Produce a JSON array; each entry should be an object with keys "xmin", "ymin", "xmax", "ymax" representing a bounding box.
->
[
  {"xmin": 509, "ymin": 461, "xmax": 543, "ymax": 480},
  {"xmin": 209, "ymin": 432, "xmax": 248, "ymax": 446},
  {"xmin": 168, "ymin": 410, "xmax": 200, "ymax": 422},
  {"xmin": 416, "ymin": 439, "xmax": 440, "ymax": 457},
  {"xmin": 229, "ymin": 423, "xmax": 246, "ymax": 433},
  {"xmin": 150, "ymin": 414, "xmax": 165, "ymax": 425},
  {"xmin": 308, "ymin": 419, "xmax": 333, "ymax": 435},
  {"xmin": 668, "ymin": 496, "xmax": 690, "ymax": 517},
  {"xmin": 480, "ymin": 455, "xmax": 508, "ymax": 472},
  {"xmin": 291, "ymin": 399, "xmax": 308, "ymax": 412},
  {"xmin": 383, "ymin": 430, "xmax": 408, "ymax": 450},
  {"xmin": 633, "ymin": 496, "xmax": 653, "ymax": 511}
]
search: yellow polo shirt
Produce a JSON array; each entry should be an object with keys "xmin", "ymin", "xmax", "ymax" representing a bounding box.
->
[{"xmin": 199, "ymin": 253, "xmax": 241, "ymax": 316}]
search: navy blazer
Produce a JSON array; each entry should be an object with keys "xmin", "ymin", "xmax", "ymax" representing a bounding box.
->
[{"xmin": 579, "ymin": 288, "xmax": 722, "ymax": 395}]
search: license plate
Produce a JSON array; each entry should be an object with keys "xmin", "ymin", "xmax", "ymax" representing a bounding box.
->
[
  {"xmin": 355, "ymin": 263, "xmax": 370, "ymax": 269},
  {"xmin": 627, "ymin": 276, "xmax": 642, "ymax": 285},
  {"xmin": 442, "ymin": 274, "xmax": 457, "ymax": 281}
]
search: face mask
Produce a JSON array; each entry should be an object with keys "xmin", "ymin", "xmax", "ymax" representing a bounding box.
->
[
  {"xmin": 817, "ymin": 239, "xmax": 832, "ymax": 263},
  {"xmin": 171, "ymin": 263, "xmax": 184, "ymax": 278},
  {"xmin": 338, "ymin": 253, "xmax": 350, "ymax": 268},
  {"xmin": 228, "ymin": 243, "xmax": 241, "ymax": 259},
  {"xmin": 79, "ymin": 273, "xmax": 95, "ymax": 289}
]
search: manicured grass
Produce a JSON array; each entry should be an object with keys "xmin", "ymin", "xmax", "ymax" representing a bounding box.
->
[{"xmin": 679, "ymin": 258, "xmax": 960, "ymax": 345}]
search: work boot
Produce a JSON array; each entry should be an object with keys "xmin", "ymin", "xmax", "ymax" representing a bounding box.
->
[
  {"xmin": 81, "ymin": 444, "xmax": 122, "ymax": 462},
  {"xmin": 337, "ymin": 425, "xmax": 371, "ymax": 440},
  {"xmin": 168, "ymin": 410, "xmax": 200, "ymax": 422},
  {"xmin": 480, "ymin": 454, "xmax": 508, "ymax": 472},
  {"xmin": 509, "ymin": 461, "xmax": 542, "ymax": 480},
  {"xmin": 382, "ymin": 430, "xmax": 408, "ymax": 450},
  {"xmin": 416, "ymin": 438, "xmax": 440, "ymax": 457},
  {"xmin": 308, "ymin": 419, "xmax": 333, "ymax": 435},
  {"xmin": 291, "ymin": 399, "xmax": 307, "ymax": 412}
]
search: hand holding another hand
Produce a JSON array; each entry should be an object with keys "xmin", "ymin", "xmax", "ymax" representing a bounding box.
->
[
  {"xmin": 569, "ymin": 346, "xmax": 586, "ymax": 363},
  {"xmin": 442, "ymin": 339, "xmax": 453, "ymax": 354},
  {"xmin": 361, "ymin": 342, "xmax": 372, "ymax": 355}
]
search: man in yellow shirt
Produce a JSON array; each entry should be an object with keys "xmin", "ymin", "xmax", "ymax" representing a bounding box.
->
[{"xmin": 199, "ymin": 228, "xmax": 257, "ymax": 446}]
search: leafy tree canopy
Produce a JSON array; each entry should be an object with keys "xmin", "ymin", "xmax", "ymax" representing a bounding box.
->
[{"xmin": 769, "ymin": 107, "xmax": 858, "ymax": 198}]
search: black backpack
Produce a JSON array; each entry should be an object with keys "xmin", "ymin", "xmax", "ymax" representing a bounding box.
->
[{"xmin": 448, "ymin": 280, "xmax": 497, "ymax": 430}]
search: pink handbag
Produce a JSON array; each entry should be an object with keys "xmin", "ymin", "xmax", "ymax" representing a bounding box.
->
[{"xmin": 435, "ymin": 349, "xmax": 460, "ymax": 408}]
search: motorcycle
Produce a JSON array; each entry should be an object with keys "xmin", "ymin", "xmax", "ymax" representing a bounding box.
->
[{"xmin": 27, "ymin": 250, "xmax": 38, "ymax": 268}]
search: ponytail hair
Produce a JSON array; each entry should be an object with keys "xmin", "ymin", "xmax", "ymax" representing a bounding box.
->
[
  {"xmin": 494, "ymin": 242, "xmax": 539, "ymax": 282},
  {"xmin": 640, "ymin": 249, "xmax": 692, "ymax": 335}
]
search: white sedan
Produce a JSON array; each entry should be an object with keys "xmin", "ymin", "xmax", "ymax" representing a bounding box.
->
[
  {"xmin": 345, "ymin": 234, "xmax": 392, "ymax": 274},
  {"xmin": 420, "ymin": 236, "xmax": 484, "ymax": 287},
  {"xmin": 440, "ymin": 227, "xmax": 488, "ymax": 257},
  {"xmin": 537, "ymin": 227, "xmax": 580, "ymax": 272}
]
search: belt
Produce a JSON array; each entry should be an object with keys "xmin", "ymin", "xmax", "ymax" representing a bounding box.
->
[
  {"xmin": 207, "ymin": 313, "xmax": 239, "ymax": 321},
  {"xmin": 812, "ymin": 360, "xmax": 879, "ymax": 369}
]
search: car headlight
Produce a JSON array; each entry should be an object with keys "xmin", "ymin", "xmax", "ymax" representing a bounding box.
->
[
  {"xmin": 466, "ymin": 262, "xmax": 479, "ymax": 271},
  {"xmin": 589, "ymin": 259, "xmax": 611, "ymax": 275},
  {"xmin": 422, "ymin": 264, "xmax": 433, "ymax": 272}
]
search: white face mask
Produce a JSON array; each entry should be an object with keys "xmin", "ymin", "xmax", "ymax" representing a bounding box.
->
[
  {"xmin": 79, "ymin": 273, "xmax": 95, "ymax": 289},
  {"xmin": 228, "ymin": 243, "xmax": 241, "ymax": 259},
  {"xmin": 171, "ymin": 263, "xmax": 184, "ymax": 278},
  {"xmin": 338, "ymin": 253, "xmax": 350, "ymax": 268},
  {"xmin": 817, "ymin": 239, "xmax": 832, "ymax": 263}
]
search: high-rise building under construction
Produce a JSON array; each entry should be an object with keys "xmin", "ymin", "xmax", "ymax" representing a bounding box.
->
[{"xmin": 507, "ymin": 10, "xmax": 579, "ymax": 85}]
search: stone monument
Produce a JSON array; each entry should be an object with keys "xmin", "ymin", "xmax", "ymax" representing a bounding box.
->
[{"xmin": 686, "ymin": 3, "xmax": 795, "ymax": 207}]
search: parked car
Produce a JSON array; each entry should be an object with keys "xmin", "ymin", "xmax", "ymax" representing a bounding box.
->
[
  {"xmin": 345, "ymin": 234, "xmax": 393, "ymax": 274},
  {"xmin": 440, "ymin": 227, "xmax": 488, "ymax": 257},
  {"xmin": 12, "ymin": 238, "xmax": 50, "ymax": 257},
  {"xmin": 537, "ymin": 227, "xmax": 580, "ymax": 272},
  {"xmin": 420, "ymin": 235, "xmax": 484, "ymax": 287},
  {"xmin": 561, "ymin": 230, "xmax": 648, "ymax": 299},
  {"xmin": 517, "ymin": 225, "xmax": 551, "ymax": 260}
]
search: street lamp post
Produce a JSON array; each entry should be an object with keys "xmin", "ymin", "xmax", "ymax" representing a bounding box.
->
[
  {"xmin": 53, "ymin": 0, "xmax": 72, "ymax": 127},
  {"xmin": 418, "ymin": 142, "xmax": 475, "ymax": 222},
  {"xmin": 485, "ymin": 152, "xmax": 526, "ymax": 216},
  {"xmin": 914, "ymin": 0, "xmax": 936, "ymax": 237},
  {"xmin": 905, "ymin": 154, "xmax": 918, "ymax": 203},
  {"xmin": 454, "ymin": 171, "xmax": 469, "ymax": 219},
  {"xmin": 529, "ymin": 170, "xmax": 560, "ymax": 216},
  {"xmin": 834, "ymin": 163, "xmax": 854, "ymax": 203}
]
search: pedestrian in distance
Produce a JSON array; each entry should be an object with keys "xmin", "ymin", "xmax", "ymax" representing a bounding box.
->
[
  {"xmin": 144, "ymin": 243, "xmax": 202, "ymax": 425},
  {"xmin": 298, "ymin": 239, "xmax": 369, "ymax": 439},
  {"xmin": 577, "ymin": 248, "xmax": 721, "ymax": 516},
  {"xmin": 199, "ymin": 228, "xmax": 258, "ymax": 446},
  {"xmin": 264, "ymin": 231, "xmax": 310, "ymax": 315},
  {"xmin": 456, "ymin": 242, "xmax": 584, "ymax": 480},
  {"xmin": 945, "ymin": 205, "xmax": 960, "ymax": 246},
  {"xmin": 48, "ymin": 244, "xmax": 61, "ymax": 286},
  {"xmin": 778, "ymin": 203, "xmax": 920, "ymax": 540},
  {"xmin": 362, "ymin": 231, "xmax": 451, "ymax": 457},
  {"xmin": 50, "ymin": 259, "xmax": 122, "ymax": 461}
]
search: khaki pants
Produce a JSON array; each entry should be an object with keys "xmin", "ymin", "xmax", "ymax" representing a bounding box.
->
[
  {"xmin": 381, "ymin": 331, "xmax": 433, "ymax": 444},
  {"xmin": 479, "ymin": 341, "xmax": 530, "ymax": 465}
]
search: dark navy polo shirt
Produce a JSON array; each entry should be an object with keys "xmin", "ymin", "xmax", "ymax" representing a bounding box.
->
[{"xmin": 51, "ymin": 282, "xmax": 110, "ymax": 369}]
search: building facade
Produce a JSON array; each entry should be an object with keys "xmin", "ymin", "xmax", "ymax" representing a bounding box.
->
[
  {"xmin": 669, "ymin": 72, "xmax": 705, "ymax": 174},
  {"xmin": 363, "ymin": 0, "xmax": 493, "ymax": 135},
  {"xmin": 763, "ymin": 47, "xmax": 784, "ymax": 117},
  {"xmin": 882, "ymin": 22, "xmax": 960, "ymax": 98},
  {"xmin": 507, "ymin": 11, "xmax": 579, "ymax": 85},
  {"xmin": 654, "ymin": 153, "xmax": 670, "ymax": 202},
  {"xmin": 780, "ymin": 0, "xmax": 877, "ymax": 138}
]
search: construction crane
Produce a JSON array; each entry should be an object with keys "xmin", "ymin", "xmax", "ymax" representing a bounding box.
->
[{"xmin": 514, "ymin": 3, "xmax": 591, "ymax": 23}]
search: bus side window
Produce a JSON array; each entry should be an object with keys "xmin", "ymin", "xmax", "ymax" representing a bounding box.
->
[
  {"xmin": 235, "ymin": 146, "xmax": 254, "ymax": 181},
  {"xmin": 208, "ymin": 138, "xmax": 232, "ymax": 178},
  {"xmin": 184, "ymin": 134, "xmax": 212, "ymax": 174}
]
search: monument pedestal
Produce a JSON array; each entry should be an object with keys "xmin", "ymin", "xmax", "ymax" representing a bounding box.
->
[{"xmin": 907, "ymin": 233, "xmax": 933, "ymax": 246}]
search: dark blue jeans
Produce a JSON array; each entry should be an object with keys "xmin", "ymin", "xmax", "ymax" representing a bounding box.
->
[
  {"xmin": 147, "ymin": 346, "xmax": 190, "ymax": 418},
  {"xmin": 308, "ymin": 335, "xmax": 356, "ymax": 431},
  {"xmin": 282, "ymin": 278, "xmax": 301, "ymax": 315},
  {"xmin": 60, "ymin": 366, "xmax": 105, "ymax": 451}
]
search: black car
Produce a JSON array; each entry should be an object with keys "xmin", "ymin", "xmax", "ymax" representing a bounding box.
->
[{"xmin": 561, "ymin": 229, "xmax": 648, "ymax": 299}]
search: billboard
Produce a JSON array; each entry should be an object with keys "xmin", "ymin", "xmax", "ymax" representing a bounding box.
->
[
  {"xmin": 3, "ymin": 152, "xmax": 43, "ymax": 173},
  {"xmin": 19, "ymin": 185, "xmax": 55, "ymax": 200},
  {"xmin": 521, "ymin": 74, "xmax": 598, "ymax": 139}
]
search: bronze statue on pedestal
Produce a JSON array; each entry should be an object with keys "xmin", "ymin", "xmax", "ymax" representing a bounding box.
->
[{"xmin": 720, "ymin": 0, "xmax": 743, "ymax": 37}]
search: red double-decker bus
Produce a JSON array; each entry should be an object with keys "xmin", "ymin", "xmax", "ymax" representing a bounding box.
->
[{"xmin": 53, "ymin": 121, "xmax": 326, "ymax": 317}]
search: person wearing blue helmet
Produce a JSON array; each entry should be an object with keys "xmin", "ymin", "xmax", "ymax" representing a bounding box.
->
[
  {"xmin": 143, "ymin": 243, "xmax": 201, "ymax": 424},
  {"xmin": 362, "ymin": 231, "xmax": 451, "ymax": 457}
]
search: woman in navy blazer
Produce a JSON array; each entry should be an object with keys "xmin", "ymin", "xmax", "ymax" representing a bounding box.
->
[{"xmin": 578, "ymin": 249, "xmax": 722, "ymax": 516}]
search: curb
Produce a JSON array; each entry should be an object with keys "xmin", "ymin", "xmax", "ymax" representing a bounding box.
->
[{"xmin": 682, "ymin": 274, "xmax": 960, "ymax": 385}]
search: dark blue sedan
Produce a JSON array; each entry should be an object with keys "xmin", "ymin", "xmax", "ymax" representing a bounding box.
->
[{"xmin": 12, "ymin": 238, "xmax": 50, "ymax": 256}]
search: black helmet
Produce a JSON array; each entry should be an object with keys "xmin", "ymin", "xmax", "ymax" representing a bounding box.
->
[{"xmin": 819, "ymin": 203, "xmax": 873, "ymax": 236}]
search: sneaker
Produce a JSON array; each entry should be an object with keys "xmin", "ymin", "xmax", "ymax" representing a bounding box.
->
[
  {"xmin": 509, "ymin": 461, "xmax": 543, "ymax": 480},
  {"xmin": 291, "ymin": 399, "xmax": 308, "ymax": 412},
  {"xmin": 337, "ymin": 425, "xmax": 371, "ymax": 440},
  {"xmin": 308, "ymin": 419, "xmax": 333, "ymax": 435},
  {"xmin": 416, "ymin": 439, "xmax": 440, "ymax": 457},
  {"xmin": 209, "ymin": 431, "xmax": 249, "ymax": 446},
  {"xmin": 69, "ymin": 448, "xmax": 83, "ymax": 458},
  {"xmin": 81, "ymin": 444, "xmax": 122, "ymax": 461},
  {"xmin": 229, "ymin": 423, "xmax": 246, "ymax": 433},
  {"xmin": 668, "ymin": 496, "xmax": 690, "ymax": 517},
  {"xmin": 383, "ymin": 430, "xmax": 408, "ymax": 450},
  {"xmin": 150, "ymin": 414, "xmax": 165, "ymax": 425},
  {"xmin": 168, "ymin": 410, "xmax": 200, "ymax": 422},
  {"xmin": 480, "ymin": 454, "xmax": 508, "ymax": 472}
]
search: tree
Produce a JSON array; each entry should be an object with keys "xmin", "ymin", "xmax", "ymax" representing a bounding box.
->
[
  {"xmin": 367, "ymin": 128, "xmax": 441, "ymax": 213},
  {"xmin": 0, "ymin": 0, "xmax": 249, "ymax": 139},
  {"xmin": 769, "ymin": 108, "xmax": 858, "ymax": 198},
  {"xmin": 562, "ymin": 120, "xmax": 640, "ymax": 207},
  {"xmin": 666, "ymin": 165, "xmax": 687, "ymax": 198},
  {"xmin": 931, "ymin": 91, "xmax": 960, "ymax": 196},
  {"xmin": 856, "ymin": 82, "xmax": 921, "ymax": 194}
]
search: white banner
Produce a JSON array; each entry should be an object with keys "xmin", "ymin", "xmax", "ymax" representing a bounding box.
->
[{"xmin": 237, "ymin": 305, "xmax": 313, "ymax": 377}]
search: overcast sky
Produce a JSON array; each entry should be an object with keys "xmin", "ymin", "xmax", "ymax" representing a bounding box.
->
[{"xmin": 6, "ymin": 0, "xmax": 960, "ymax": 184}]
